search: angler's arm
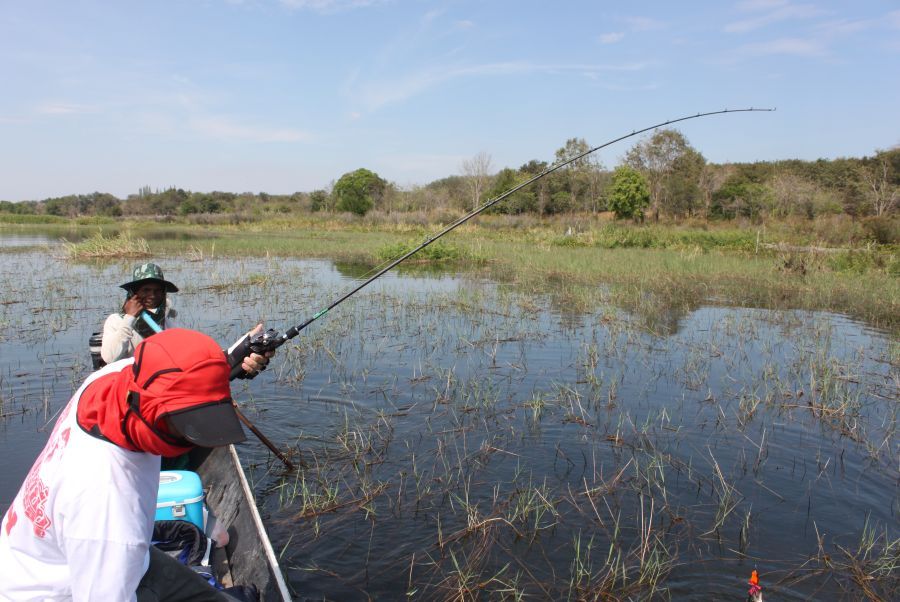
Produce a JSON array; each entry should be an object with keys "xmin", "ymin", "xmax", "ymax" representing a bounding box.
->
[
  {"xmin": 100, "ymin": 313, "xmax": 137, "ymax": 364},
  {"xmin": 227, "ymin": 324, "xmax": 276, "ymax": 380}
]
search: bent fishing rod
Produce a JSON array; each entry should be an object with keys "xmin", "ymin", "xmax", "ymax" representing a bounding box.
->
[{"xmin": 229, "ymin": 107, "xmax": 773, "ymax": 377}]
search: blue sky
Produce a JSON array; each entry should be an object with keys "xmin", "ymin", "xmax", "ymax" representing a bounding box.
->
[{"xmin": 1, "ymin": 0, "xmax": 898, "ymax": 201}]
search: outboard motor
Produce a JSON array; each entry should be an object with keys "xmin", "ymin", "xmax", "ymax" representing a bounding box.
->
[{"xmin": 89, "ymin": 332, "xmax": 106, "ymax": 370}]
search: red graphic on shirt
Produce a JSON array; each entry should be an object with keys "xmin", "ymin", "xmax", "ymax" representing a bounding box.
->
[
  {"xmin": 4, "ymin": 508, "xmax": 17, "ymax": 536},
  {"xmin": 23, "ymin": 477, "xmax": 51, "ymax": 537},
  {"xmin": 18, "ymin": 405, "xmax": 73, "ymax": 539}
]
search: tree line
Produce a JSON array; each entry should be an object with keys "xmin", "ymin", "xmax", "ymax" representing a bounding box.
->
[{"xmin": 2, "ymin": 130, "xmax": 897, "ymax": 223}]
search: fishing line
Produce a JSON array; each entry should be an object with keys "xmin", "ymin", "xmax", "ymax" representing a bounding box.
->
[{"xmin": 229, "ymin": 107, "xmax": 774, "ymax": 376}]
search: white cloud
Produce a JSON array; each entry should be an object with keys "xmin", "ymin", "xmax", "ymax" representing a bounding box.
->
[
  {"xmin": 278, "ymin": 0, "xmax": 383, "ymax": 13},
  {"xmin": 34, "ymin": 102, "xmax": 98, "ymax": 115},
  {"xmin": 354, "ymin": 61, "xmax": 653, "ymax": 111},
  {"xmin": 738, "ymin": 37, "xmax": 826, "ymax": 56},
  {"xmin": 189, "ymin": 116, "xmax": 311, "ymax": 142},
  {"xmin": 888, "ymin": 10, "xmax": 900, "ymax": 29},
  {"xmin": 813, "ymin": 19, "xmax": 871, "ymax": 37},
  {"xmin": 736, "ymin": 0, "xmax": 789, "ymax": 10},
  {"xmin": 726, "ymin": 1, "xmax": 827, "ymax": 33},
  {"xmin": 422, "ymin": 8, "xmax": 443, "ymax": 23},
  {"xmin": 596, "ymin": 82, "xmax": 660, "ymax": 92},
  {"xmin": 623, "ymin": 16, "xmax": 665, "ymax": 31},
  {"xmin": 599, "ymin": 32, "xmax": 625, "ymax": 44}
]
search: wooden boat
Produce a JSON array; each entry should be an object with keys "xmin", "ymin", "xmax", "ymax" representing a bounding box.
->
[{"xmin": 190, "ymin": 445, "xmax": 292, "ymax": 601}]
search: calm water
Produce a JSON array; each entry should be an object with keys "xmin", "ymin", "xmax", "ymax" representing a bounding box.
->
[{"xmin": 0, "ymin": 238, "xmax": 897, "ymax": 600}]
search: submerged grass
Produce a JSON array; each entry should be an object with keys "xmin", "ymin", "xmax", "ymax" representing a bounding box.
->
[{"xmin": 3, "ymin": 245, "xmax": 897, "ymax": 600}]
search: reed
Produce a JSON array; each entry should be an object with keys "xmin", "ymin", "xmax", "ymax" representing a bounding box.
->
[{"xmin": 63, "ymin": 231, "xmax": 150, "ymax": 258}]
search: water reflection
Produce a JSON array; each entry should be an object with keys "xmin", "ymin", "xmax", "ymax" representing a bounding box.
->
[{"xmin": 0, "ymin": 249, "xmax": 896, "ymax": 600}]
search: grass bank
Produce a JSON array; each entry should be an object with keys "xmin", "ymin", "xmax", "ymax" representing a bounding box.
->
[{"xmin": 3, "ymin": 213, "xmax": 897, "ymax": 333}]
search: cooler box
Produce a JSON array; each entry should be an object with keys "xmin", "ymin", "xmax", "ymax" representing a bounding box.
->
[{"xmin": 156, "ymin": 470, "xmax": 204, "ymax": 528}]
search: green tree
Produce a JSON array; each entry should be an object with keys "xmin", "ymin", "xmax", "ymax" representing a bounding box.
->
[
  {"xmin": 552, "ymin": 138, "xmax": 603, "ymax": 212},
  {"xmin": 164, "ymin": 188, "xmax": 189, "ymax": 215},
  {"xmin": 332, "ymin": 168, "xmax": 386, "ymax": 216},
  {"xmin": 44, "ymin": 195, "xmax": 80, "ymax": 217},
  {"xmin": 667, "ymin": 148, "xmax": 705, "ymax": 217},
  {"xmin": 607, "ymin": 166, "xmax": 650, "ymax": 220},
  {"xmin": 519, "ymin": 160, "xmax": 550, "ymax": 214},
  {"xmin": 88, "ymin": 192, "xmax": 123, "ymax": 217},
  {"xmin": 711, "ymin": 176, "xmax": 773, "ymax": 219},
  {"xmin": 483, "ymin": 168, "xmax": 535, "ymax": 214},
  {"xmin": 308, "ymin": 190, "xmax": 329, "ymax": 212},
  {"xmin": 625, "ymin": 129, "xmax": 699, "ymax": 220}
]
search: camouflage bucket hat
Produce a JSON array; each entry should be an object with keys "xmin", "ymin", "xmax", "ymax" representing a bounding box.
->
[{"xmin": 120, "ymin": 262, "xmax": 179, "ymax": 293}]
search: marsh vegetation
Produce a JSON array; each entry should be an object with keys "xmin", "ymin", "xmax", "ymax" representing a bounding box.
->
[{"xmin": 0, "ymin": 226, "xmax": 897, "ymax": 600}]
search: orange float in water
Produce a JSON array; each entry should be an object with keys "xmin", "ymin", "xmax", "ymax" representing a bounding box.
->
[{"xmin": 747, "ymin": 570, "xmax": 763, "ymax": 601}]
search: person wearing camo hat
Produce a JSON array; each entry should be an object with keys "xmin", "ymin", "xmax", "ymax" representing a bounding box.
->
[
  {"xmin": 100, "ymin": 263, "xmax": 272, "ymax": 378},
  {"xmin": 100, "ymin": 263, "xmax": 180, "ymax": 364}
]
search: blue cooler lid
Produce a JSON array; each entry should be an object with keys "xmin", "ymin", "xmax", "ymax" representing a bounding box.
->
[{"xmin": 157, "ymin": 470, "xmax": 203, "ymax": 502}]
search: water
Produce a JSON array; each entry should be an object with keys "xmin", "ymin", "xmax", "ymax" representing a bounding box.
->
[{"xmin": 0, "ymin": 242, "xmax": 897, "ymax": 600}]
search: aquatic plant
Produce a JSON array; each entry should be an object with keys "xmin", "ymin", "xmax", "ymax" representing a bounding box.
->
[{"xmin": 63, "ymin": 231, "xmax": 150, "ymax": 258}]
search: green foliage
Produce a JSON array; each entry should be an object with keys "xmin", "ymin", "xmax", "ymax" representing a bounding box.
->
[
  {"xmin": 0, "ymin": 213, "xmax": 67, "ymax": 224},
  {"xmin": 547, "ymin": 191, "xmax": 575, "ymax": 215},
  {"xmin": 862, "ymin": 216, "xmax": 899, "ymax": 244},
  {"xmin": 667, "ymin": 148, "xmax": 705, "ymax": 216},
  {"xmin": 589, "ymin": 224, "xmax": 756, "ymax": 251},
  {"xmin": 376, "ymin": 240, "xmax": 468, "ymax": 262},
  {"xmin": 549, "ymin": 138, "xmax": 603, "ymax": 213},
  {"xmin": 483, "ymin": 168, "xmax": 536, "ymax": 214},
  {"xmin": 41, "ymin": 192, "xmax": 123, "ymax": 218},
  {"xmin": 333, "ymin": 168, "xmax": 386, "ymax": 216},
  {"xmin": 0, "ymin": 200, "xmax": 39, "ymax": 214},
  {"xmin": 309, "ymin": 190, "xmax": 329, "ymax": 212},
  {"xmin": 827, "ymin": 249, "xmax": 899, "ymax": 276},
  {"xmin": 550, "ymin": 235, "xmax": 590, "ymax": 248},
  {"xmin": 607, "ymin": 166, "xmax": 650, "ymax": 220},
  {"xmin": 2, "ymin": 139, "xmax": 895, "ymax": 223},
  {"xmin": 624, "ymin": 128, "xmax": 700, "ymax": 218},
  {"xmin": 711, "ymin": 177, "xmax": 773, "ymax": 219}
]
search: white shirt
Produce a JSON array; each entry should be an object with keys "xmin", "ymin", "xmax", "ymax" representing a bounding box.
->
[
  {"xmin": 0, "ymin": 361, "xmax": 160, "ymax": 602},
  {"xmin": 100, "ymin": 306, "xmax": 176, "ymax": 365}
]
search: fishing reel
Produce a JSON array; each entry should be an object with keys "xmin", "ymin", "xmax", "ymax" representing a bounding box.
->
[{"xmin": 228, "ymin": 328, "xmax": 287, "ymax": 381}]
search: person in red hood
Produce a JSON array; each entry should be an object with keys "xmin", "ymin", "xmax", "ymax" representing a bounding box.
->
[{"xmin": 0, "ymin": 329, "xmax": 256, "ymax": 601}]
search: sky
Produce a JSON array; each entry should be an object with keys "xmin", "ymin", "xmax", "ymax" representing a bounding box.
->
[{"xmin": 1, "ymin": 0, "xmax": 898, "ymax": 201}]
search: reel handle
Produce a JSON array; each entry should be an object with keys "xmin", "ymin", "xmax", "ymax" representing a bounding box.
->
[{"xmin": 228, "ymin": 328, "xmax": 286, "ymax": 380}]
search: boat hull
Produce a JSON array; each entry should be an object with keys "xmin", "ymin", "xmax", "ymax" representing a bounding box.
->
[{"xmin": 191, "ymin": 445, "xmax": 292, "ymax": 601}]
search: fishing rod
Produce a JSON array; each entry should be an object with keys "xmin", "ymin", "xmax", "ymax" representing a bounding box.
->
[{"xmin": 229, "ymin": 107, "xmax": 773, "ymax": 377}]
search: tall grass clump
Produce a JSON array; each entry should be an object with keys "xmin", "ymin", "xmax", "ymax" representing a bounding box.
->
[
  {"xmin": 376, "ymin": 240, "xmax": 483, "ymax": 263},
  {"xmin": 64, "ymin": 231, "xmax": 151, "ymax": 258}
]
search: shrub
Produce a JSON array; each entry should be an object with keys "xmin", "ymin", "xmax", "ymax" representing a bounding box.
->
[{"xmin": 862, "ymin": 216, "xmax": 900, "ymax": 244}]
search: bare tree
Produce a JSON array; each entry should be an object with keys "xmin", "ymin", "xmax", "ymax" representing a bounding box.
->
[
  {"xmin": 697, "ymin": 163, "xmax": 734, "ymax": 218},
  {"xmin": 461, "ymin": 152, "xmax": 493, "ymax": 211},
  {"xmin": 862, "ymin": 156, "xmax": 899, "ymax": 216}
]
